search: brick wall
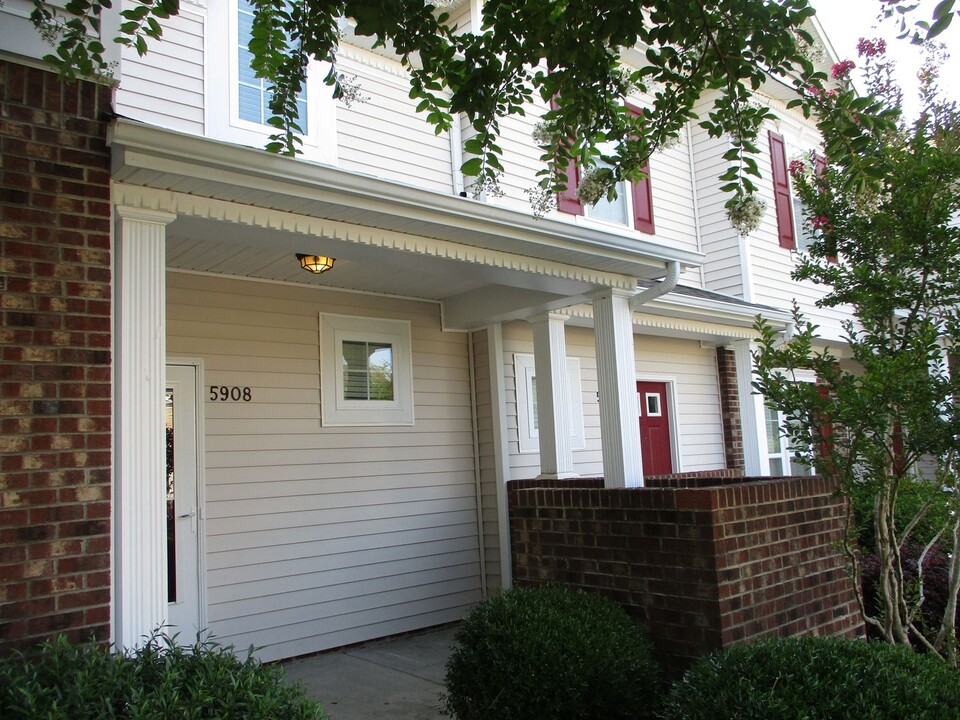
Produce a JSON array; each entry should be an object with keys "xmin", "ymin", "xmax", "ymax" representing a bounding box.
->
[
  {"xmin": 0, "ymin": 60, "xmax": 113, "ymax": 652},
  {"xmin": 716, "ymin": 347, "xmax": 744, "ymax": 471},
  {"xmin": 509, "ymin": 474, "xmax": 862, "ymax": 677}
]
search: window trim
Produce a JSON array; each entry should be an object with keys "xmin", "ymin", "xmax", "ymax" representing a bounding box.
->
[
  {"xmin": 514, "ymin": 354, "xmax": 585, "ymax": 454},
  {"xmin": 319, "ymin": 314, "xmax": 414, "ymax": 426},
  {"xmin": 205, "ymin": 0, "xmax": 337, "ymax": 164}
]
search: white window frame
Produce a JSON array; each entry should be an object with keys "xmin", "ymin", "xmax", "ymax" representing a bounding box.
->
[
  {"xmin": 514, "ymin": 354, "xmax": 585, "ymax": 454},
  {"xmin": 763, "ymin": 368, "xmax": 817, "ymax": 476},
  {"xmin": 320, "ymin": 314, "xmax": 414, "ymax": 426},
  {"xmin": 205, "ymin": 0, "xmax": 337, "ymax": 164}
]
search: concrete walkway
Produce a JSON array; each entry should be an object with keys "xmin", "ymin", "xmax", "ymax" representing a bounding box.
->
[{"xmin": 283, "ymin": 625, "xmax": 458, "ymax": 720}]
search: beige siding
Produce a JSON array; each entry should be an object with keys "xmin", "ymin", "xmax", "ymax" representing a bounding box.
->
[
  {"xmin": 336, "ymin": 47, "xmax": 455, "ymax": 193},
  {"xmin": 115, "ymin": 5, "xmax": 205, "ymax": 134},
  {"xmin": 167, "ymin": 272, "xmax": 481, "ymax": 661},
  {"xmin": 502, "ymin": 321, "xmax": 726, "ymax": 479}
]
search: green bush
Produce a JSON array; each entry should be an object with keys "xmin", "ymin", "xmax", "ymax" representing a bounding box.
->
[
  {"xmin": 442, "ymin": 585, "xmax": 659, "ymax": 720},
  {"xmin": 0, "ymin": 631, "xmax": 326, "ymax": 719},
  {"xmin": 661, "ymin": 636, "xmax": 960, "ymax": 720}
]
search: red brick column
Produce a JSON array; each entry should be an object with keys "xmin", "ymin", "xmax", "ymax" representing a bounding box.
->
[
  {"xmin": 0, "ymin": 60, "xmax": 113, "ymax": 652},
  {"xmin": 716, "ymin": 347, "xmax": 744, "ymax": 471}
]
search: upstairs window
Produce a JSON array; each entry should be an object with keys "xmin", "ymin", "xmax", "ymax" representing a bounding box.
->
[
  {"xmin": 554, "ymin": 103, "xmax": 656, "ymax": 234},
  {"xmin": 237, "ymin": 0, "xmax": 308, "ymax": 127},
  {"xmin": 206, "ymin": 0, "xmax": 337, "ymax": 163}
]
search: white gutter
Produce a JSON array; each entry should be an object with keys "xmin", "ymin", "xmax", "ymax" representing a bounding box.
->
[{"xmin": 629, "ymin": 260, "xmax": 681, "ymax": 310}]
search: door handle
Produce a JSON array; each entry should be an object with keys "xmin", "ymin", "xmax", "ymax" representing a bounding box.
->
[{"xmin": 178, "ymin": 508, "xmax": 198, "ymax": 534}]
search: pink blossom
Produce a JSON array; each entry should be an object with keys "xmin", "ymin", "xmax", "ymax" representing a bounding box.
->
[
  {"xmin": 811, "ymin": 216, "xmax": 832, "ymax": 231},
  {"xmin": 857, "ymin": 38, "xmax": 887, "ymax": 58},
  {"xmin": 832, "ymin": 60, "xmax": 856, "ymax": 79},
  {"xmin": 789, "ymin": 160, "xmax": 806, "ymax": 178}
]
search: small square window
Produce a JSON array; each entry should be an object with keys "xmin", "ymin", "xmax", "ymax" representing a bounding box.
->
[
  {"xmin": 645, "ymin": 393, "xmax": 661, "ymax": 417},
  {"xmin": 320, "ymin": 315, "xmax": 413, "ymax": 426},
  {"xmin": 342, "ymin": 341, "xmax": 394, "ymax": 401}
]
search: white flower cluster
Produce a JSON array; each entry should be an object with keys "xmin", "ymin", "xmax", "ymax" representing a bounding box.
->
[
  {"xmin": 336, "ymin": 72, "xmax": 369, "ymax": 108},
  {"xmin": 531, "ymin": 121, "xmax": 556, "ymax": 149},
  {"xmin": 576, "ymin": 167, "xmax": 614, "ymax": 206},
  {"xmin": 849, "ymin": 189, "xmax": 886, "ymax": 218},
  {"xmin": 469, "ymin": 173, "xmax": 505, "ymax": 200},
  {"xmin": 795, "ymin": 32, "xmax": 827, "ymax": 64},
  {"xmin": 525, "ymin": 185, "xmax": 557, "ymax": 218},
  {"xmin": 726, "ymin": 194, "xmax": 766, "ymax": 236}
]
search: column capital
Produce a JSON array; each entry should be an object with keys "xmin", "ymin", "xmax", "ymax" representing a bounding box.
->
[
  {"xmin": 527, "ymin": 311, "xmax": 570, "ymax": 326},
  {"xmin": 115, "ymin": 205, "xmax": 177, "ymax": 225},
  {"xmin": 587, "ymin": 286, "xmax": 637, "ymax": 303}
]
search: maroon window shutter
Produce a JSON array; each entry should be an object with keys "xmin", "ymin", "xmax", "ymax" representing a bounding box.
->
[
  {"xmin": 632, "ymin": 160, "xmax": 655, "ymax": 234},
  {"xmin": 550, "ymin": 98, "xmax": 583, "ymax": 215},
  {"xmin": 769, "ymin": 130, "xmax": 795, "ymax": 249},
  {"xmin": 625, "ymin": 103, "xmax": 655, "ymax": 233}
]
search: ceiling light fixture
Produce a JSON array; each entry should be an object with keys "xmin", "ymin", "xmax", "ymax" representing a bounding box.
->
[{"xmin": 296, "ymin": 254, "xmax": 336, "ymax": 274}]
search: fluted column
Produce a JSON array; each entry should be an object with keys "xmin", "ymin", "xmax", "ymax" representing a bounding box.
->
[
  {"xmin": 593, "ymin": 289, "xmax": 643, "ymax": 488},
  {"xmin": 530, "ymin": 312, "xmax": 577, "ymax": 479},
  {"xmin": 115, "ymin": 206, "xmax": 175, "ymax": 647},
  {"xmin": 732, "ymin": 340, "xmax": 769, "ymax": 476}
]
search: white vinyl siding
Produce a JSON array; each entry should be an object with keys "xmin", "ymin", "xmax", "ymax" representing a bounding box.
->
[
  {"xmin": 502, "ymin": 322, "xmax": 726, "ymax": 479},
  {"xmin": 166, "ymin": 271, "xmax": 481, "ymax": 661},
  {"xmin": 336, "ymin": 47, "xmax": 455, "ymax": 193},
  {"xmin": 690, "ymin": 109, "xmax": 746, "ymax": 298},
  {"xmin": 114, "ymin": 5, "xmax": 205, "ymax": 134}
]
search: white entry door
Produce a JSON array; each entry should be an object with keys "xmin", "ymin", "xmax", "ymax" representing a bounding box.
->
[{"xmin": 165, "ymin": 363, "xmax": 204, "ymax": 640}]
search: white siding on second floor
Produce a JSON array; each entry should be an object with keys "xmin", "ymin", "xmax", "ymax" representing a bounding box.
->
[
  {"xmin": 690, "ymin": 101, "xmax": 746, "ymax": 299},
  {"xmin": 749, "ymin": 110, "xmax": 850, "ymax": 341},
  {"xmin": 336, "ymin": 45, "xmax": 456, "ymax": 194},
  {"xmin": 114, "ymin": 2, "xmax": 205, "ymax": 135}
]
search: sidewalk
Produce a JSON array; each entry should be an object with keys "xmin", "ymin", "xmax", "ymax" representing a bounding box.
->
[{"xmin": 283, "ymin": 625, "xmax": 458, "ymax": 720}]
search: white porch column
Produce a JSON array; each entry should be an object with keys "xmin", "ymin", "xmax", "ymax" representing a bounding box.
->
[
  {"xmin": 115, "ymin": 206, "xmax": 175, "ymax": 647},
  {"xmin": 530, "ymin": 312, "xmax": 577, "ymax": 479},
  {"xmin": 732, "ymin": 340, "xmax": 770, "ymax": 476},
  {"xmin": 592, "ymin": 289, "xmax": 643, "ymax": 488}
]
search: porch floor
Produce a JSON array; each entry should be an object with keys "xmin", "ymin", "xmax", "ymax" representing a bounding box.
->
[{"xmin": 282, "ymin": 624, "xmax": 457, "ymax": 720}]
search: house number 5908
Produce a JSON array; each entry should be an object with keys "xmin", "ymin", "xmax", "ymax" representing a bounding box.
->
[{"xmin": 209, "ymin": 386, "xmax": 252, "ymax": 402}]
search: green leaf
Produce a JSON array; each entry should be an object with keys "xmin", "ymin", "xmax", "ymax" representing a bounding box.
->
[{"xmin": 461, "ymin": 157, "xmax": 483, "ymax": 176}]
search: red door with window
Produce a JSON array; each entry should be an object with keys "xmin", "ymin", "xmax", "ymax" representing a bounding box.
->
[{"xmin": 637, "ymin": 381, "xmax": 673, "ymax": 475}]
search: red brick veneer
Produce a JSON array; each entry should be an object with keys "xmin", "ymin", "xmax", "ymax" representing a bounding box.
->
[
  {"xmin": 0, "ymin": 60, "xmax": 113, "ymax": 652},
  {"xmin": 509, "ymin": 474, "xmax": 862, "ymax": 676}
]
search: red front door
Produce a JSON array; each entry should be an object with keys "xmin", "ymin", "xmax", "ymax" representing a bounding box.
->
[{"xmin": 637, "ymin": 381, "xmax": 673, "ymax": 475}]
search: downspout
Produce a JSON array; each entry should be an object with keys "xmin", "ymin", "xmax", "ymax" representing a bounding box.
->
[
  {"xmin": 629, "ymin": 260, "xmax": 681, "ymax": 311},
  {"xmin": 467, "ymin": 331, "xmax": 488, "ymax": 599}
]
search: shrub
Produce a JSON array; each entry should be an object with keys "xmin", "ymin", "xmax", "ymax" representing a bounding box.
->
[
  {"xmin": 442, "ymin": 584, "xmax": 659, "ymax": 720},
  {"xmin": 661, "ymin": 636, "xmax": 960, "ymax": 720},
  {"xmin": 0, "ymin": 631, "xmax": 326, "ymax": 719}
]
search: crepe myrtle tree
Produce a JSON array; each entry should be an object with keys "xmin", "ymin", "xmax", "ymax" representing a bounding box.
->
[
  {"xmin": 31, "ymin": 0, "xmax": 891, "ymax": 221},
  {"xmin": 753, "ymin": 39, "xmax": 960, "ymax": 661},
  {"xmin": 881, "ymin": 0, "xmax": 958, "ymax": 42}
]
